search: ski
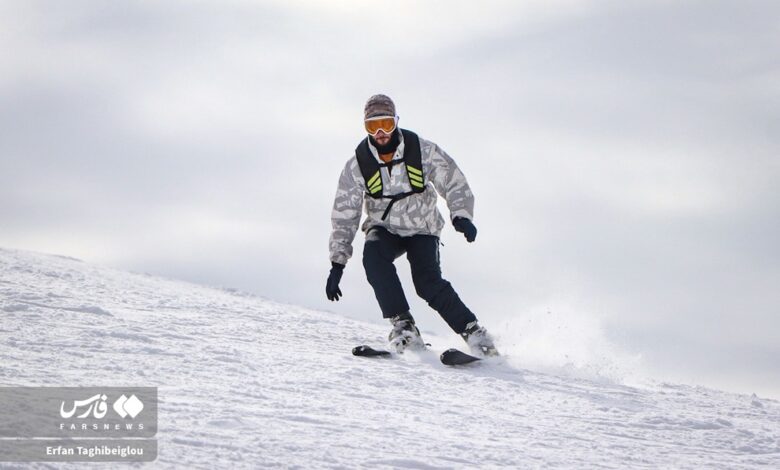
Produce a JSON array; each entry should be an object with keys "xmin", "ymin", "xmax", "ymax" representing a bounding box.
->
[
  {"xmin": 352, "ymin": 345, "xmax": 393, "ymax": 357},
  {"xmin": 440, "ymin": 348, "xmax": 482, "ymax": 366},
  {"xmin": 353, "ymin": 345, "xmax": 482, "ymax": 366},
  {"xmin": 352, "ymin": 343, "xmax": 430, "ymax": 358}
]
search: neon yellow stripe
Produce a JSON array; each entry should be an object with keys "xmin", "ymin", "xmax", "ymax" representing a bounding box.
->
[
  {"xmin": 367, "ymin": 171, "xmax": 381, "ymax": 187},
  {"xmin": 406, "ymin": 166, "xmax": 422, "ymax": 176},
  {"xmin": 408, "ymin": 173, "xmax": 423, "ymax": 184},
  {"xmin": 410, "ymin": 180, "xmax": 424, "ymax": 188},
  {"xmin": 369, "ymin": 182, "xmax": 382, "ymax": 193}
]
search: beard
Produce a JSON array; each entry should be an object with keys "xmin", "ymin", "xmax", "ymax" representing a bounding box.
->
[{"xmin": 369, "ymin": 129, "xmax": 401, "ymax": 155}]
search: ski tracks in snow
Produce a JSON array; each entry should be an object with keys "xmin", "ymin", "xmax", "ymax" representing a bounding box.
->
[{"xmin": 0, "ymin": 247, "xmax": 779, "ymax": 469}]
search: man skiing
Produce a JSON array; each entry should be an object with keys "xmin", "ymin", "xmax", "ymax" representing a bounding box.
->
[{"xmin": 327, "ymin": 94, "xmax": 497, "ymax": 356}]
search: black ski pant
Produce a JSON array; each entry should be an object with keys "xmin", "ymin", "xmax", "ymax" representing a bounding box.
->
[{"xmin": 362, "ymin": 227, "xmax": 477, "ymax": 334}]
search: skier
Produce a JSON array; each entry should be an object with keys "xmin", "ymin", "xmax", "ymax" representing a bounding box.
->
[{"xmin": 326, "ymin": 94, "xmax": 498, "ymax": 356}]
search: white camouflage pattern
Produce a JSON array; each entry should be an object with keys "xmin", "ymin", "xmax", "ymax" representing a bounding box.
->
[{"xmin": 329, "ymin": 132, "xmax": 474, "ymax": 265}]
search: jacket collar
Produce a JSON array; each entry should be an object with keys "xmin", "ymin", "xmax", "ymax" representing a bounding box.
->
[{"xmin": 367, "ymin": 130, "xmax": 405, "ymax": 163}]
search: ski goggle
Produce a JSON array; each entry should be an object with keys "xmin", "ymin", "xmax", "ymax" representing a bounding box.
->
[{"xmin": 364, "ymin": 116, "xmax": 398, "ymax": 136}]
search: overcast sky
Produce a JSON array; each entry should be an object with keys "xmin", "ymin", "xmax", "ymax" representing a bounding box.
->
[{"xmin": 1, "ymin": 0, "xmax": 778, "ymax": 397}]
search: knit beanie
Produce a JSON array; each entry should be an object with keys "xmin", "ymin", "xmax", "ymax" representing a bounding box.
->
[{"xmin": 364, "ymin": 94, "xmax": 396, "ymax": 120}]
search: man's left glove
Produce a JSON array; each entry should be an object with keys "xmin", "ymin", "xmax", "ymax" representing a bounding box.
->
[
  {"xmin": 453, "ymin": 217, "xmax": 477, "ymax": 243},
  {"xmin": 326, "ymin": 262, "xmax": 345, "ymax": 301}
]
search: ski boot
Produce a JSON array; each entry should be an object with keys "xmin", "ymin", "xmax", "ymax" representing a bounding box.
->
[
  {"xmin": 388, "ymin": 312, "xmax": 426, "ymax": 353},
  {"xmin": 460, "ymin": 321, "xmax": 499, "ymax": 357}
]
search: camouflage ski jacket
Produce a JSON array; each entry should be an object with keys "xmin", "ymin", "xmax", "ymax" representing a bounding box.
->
[{"xmin": 329, "ymin": 132, "xmax": 474, "ymax": 265}]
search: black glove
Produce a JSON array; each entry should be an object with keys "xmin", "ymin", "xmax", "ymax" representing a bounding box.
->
[
  {"xmin": 452, "ymin": 217, "xmax": 477, "ymax": 243},
  {"xmin": 326, "ymin": 262, "xmax": 345, "ymax": 301}
]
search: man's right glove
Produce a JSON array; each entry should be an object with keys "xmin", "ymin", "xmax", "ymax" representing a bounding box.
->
[
  {"xmin": 452, "ymin": 217, "xmax": 477, "ymax": 243},
  {"xmin": 326, "ymin": 262, "xmax": 345, "ymax": 301}
]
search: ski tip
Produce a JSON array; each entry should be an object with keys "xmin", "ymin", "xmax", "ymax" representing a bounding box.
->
[
  {"xmin": 440, "ymin": 348, "xmax": 482, "ymax": 366},
  {"xmin": 352, "ymin": 345, "xmax": 393, "ymax": 357}
]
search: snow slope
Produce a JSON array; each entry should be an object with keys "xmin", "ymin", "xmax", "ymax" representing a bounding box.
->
[{"xmin": 1, "ymin": 247, "xmax": 778, "ymax": 468}]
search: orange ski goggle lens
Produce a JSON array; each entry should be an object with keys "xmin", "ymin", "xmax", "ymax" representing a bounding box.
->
[{"xmin": 364, "ymin": 116, "xmax": 397, "ymax": 136}]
